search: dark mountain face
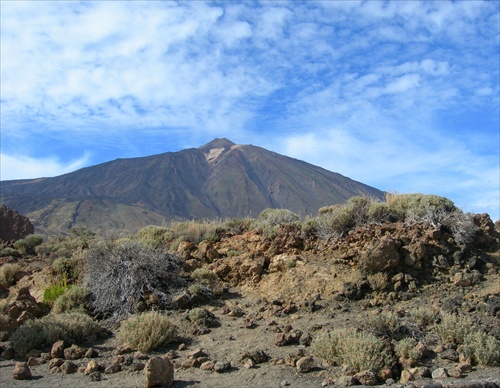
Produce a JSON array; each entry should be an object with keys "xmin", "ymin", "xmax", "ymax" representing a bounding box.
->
[{"xmin": 0, "ymin": 138, "xmax": 385, "ymax": 235}]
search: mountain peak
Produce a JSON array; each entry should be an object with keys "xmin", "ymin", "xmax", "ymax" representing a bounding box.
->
[{"xmin": 199, "ymin": 138, "xmax": 237, "ymax": 165}]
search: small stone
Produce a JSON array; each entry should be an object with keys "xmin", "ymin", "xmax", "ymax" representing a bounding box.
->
[
  {"xmin": 296, "ymin": 356, "xmax": 314, "ymax": 373},
  {"xmin": 89, "ymin": 372, "xmax": 102, "ymax": 381},
  {"xmin": 85, "ymin": 348, "xmax": 98, "ymax": 358},
  {"xmin": 409, "ymin": 366, "xmax": 430, "ymax": 379},
  {"xmin": 385, "ymin": 378, "xmax": 395, "ymax": 385},
  {"xmin": 49, "ymin": 358, "xmax": 64, "ymax": 368},
  {"xmin": 116, "ymin": 344, "xmax": 133, "ymax": 354},
  {"xmin": 431, "ymin": 367, "xmax": 449, "ymax": 379},
  {"xmin": 448, "ymin": 368, "xmax": 462, "ymax": 378},
  {"xmin": 280, "ymin": 381, "xmax": 291, "ymax": 387},
  {"xmin": 440, "ymin": 348, "xmax": 459, "ymax": 361},
  {"xmin": 26, "ymin": 357, "xmax": 40, "ymax": 366},
  {"xmin": 178, "ymin": 343, "xmax": 187, "ymax": 351},
  {"xmin": 354, "ymin": 370, "xmax": 377, "ymax": 386},
  {"xmin": 181, "ymin": 358, "xmax": 199, "ymax": 369},
  {"xmin": 13, "ymin": 362, "xmax": 32, "ymax": 380},
  {"xmin": 1, "ymin": 347, "xmax": 15, "ymax": 359},
  {"xmin": 130, "ymin": 362, "xmax": 145, "ymax": 372},
  {"xmin": 105, "ymin": 363, "xmax": 122, "ymax": 374},
  {"xmin": 51, "ymin": 340, "xmax": 65, "ymax": 359},
  {"xmin": 400, "ymin": 370, "xmax": 415, "ymax": 384},
  {"xmin": 144, "ymin": 357, "xmax": 174, "ymax": 388},
  {"xmin": 378, "ymin": 367, "xmax": 392, "ymax": 381},
  {"xmin": 214, "ymin": 360, "xmax": 230, "ymax": 373},
  {"xmin": 456, "ymin": 362, "xmax": 473, "ymax": 374},
  {"xmin": 166, "ymin": 350, "xmax": 179, "ymax": 359},
  {"xmin": 200, "ymin": 360, "xmax": 215, "ymax": 371},
  {"xmin": 61, "ymin": 361, "xmax": 78, "ymax": 374},
  {"xmin": 84, "ymin": 360, "xmax": 101, "ymax": 375},
  {"xmin": 242, "ymin": 358, "xmax": 255, "ymax": 369},
  {"xmin": 64, "ymin": 344, "xmax": 86, "ymax": 360},
  {"xmin": 187, "ymin": 348, "xmax": 207, "ymax": 358},
  {"xmin": 336, "ymin": 375, "xmax": 355, "ymax": 387}
]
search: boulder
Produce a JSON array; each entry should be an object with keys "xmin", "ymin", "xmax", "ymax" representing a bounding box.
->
[
  {"xmin": 13, "ymin": 362, "xmax": 32, "ymax": 380},
  {"xmin": 296, "ymin": 356, "xmax": 314, "ymax": 373},
  {"xmin": 354, "ymin": 370, "xmax": 377, "ymax": 386},
  {"xmin": 144, "ymin": 357, "xmax": 174, "ymax": 387},
  {"xmin": 0, "ymin": 205, "xmax": 34, "ymax": 242},
  {"xmin": 359, "ymin": 236, "xmax": 400, "ymax": 273},
  {"xmin": 51, "ymin": 340, "xmax": 65, "ymax": 359}
]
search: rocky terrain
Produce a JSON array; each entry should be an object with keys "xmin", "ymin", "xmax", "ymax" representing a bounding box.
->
[
  {"xmin": 0, "ymin": 203, "xmax": 499, "ymax": 387},
  {"xmin": 0, "ymin": 205, "xmax": 34, "ymax": 243}
]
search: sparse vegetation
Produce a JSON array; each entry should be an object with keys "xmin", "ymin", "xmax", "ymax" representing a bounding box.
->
[
  {"xmin": 0, "ymin": 263, "xmax": 21, "ymax": 287},
  {"xmin": 84, "ymin": 240, "xmax": 185, "ymax": 319},
  {"xmin": 10, "ymin": 312, "xmax": 101, "ymax": 357},
  {"xmin": 365, "ymin": 311, "xmax": 401, "ymax": 338},
  {"xmin": 116, "ymin": 311, "xmax": 177, "ymax": 353},
  {"xmin": 257, "ymin": 208, "xmax": 300, "ymax": 237},
  {"xmin": 435, "ymin": 313, "xmax": 474, "ymax": 345},
  {"xmin": 463, "ymin": 331, "xmax": 500, "ymax": 366},
  {"xmin": 52, "ymin": 285, "xmax": 90, "ymax": 314},
  {"xmin": 312, "ymin": 328, "xmax": 392, "ymax": 373},
  {"xmin": 191, "ymin": 268, "xmax": 222, "ymax": 295},
  {"xmin": 394, "ymin": 337, "xmax": 421, "ymax": 368}
]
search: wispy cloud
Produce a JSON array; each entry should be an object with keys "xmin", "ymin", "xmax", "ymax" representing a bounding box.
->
[
  {"xmin": 1, "ymin": 1, "xmax": 498, "ymax": 218},
  {"xmin": 1, "ymin": 153, "xmax": 90, "ymax": 181}
]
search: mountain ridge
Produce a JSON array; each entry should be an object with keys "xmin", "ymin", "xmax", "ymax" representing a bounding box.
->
[{"xmin": 0, "ymin": 138, "xmax": 385, "ymax": 235}]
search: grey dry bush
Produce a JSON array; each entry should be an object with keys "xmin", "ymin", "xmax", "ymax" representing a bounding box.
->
[
  {"xmin": 117, "ymin": 311, "xmax": 177, "ymax": 353},
  {"xmin": 10, "ymin": 312, "xmax": 100, "ymax": 357},
  {"xmin": 435, "ymin": 313, "xmax": 474, "ymax": 345},
  {"xmin": 312, "ymin": 328, "xmax": 392, "ymax": 374},
  {"xmin": 84, "ymin": 240, "xmax": 185, "ymax": 319},
  {"xmin": 257, "ymin": 208, "xmax": 300, "ymax": 237}
]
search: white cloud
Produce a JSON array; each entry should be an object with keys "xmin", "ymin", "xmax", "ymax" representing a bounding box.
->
[{"xmin": 0, "ymin": 153, "xmax": 91, "ymax": 181}]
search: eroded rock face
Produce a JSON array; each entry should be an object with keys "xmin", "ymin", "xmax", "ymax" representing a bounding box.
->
[{"xmin": 0, "ymin": 205, "xmax": 34, "ymax": 243}]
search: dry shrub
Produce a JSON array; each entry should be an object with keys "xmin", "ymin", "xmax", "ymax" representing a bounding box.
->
[
  {"xmin": 52, "ymin": 257, "xmax": 79, "ymax": 281},
  {"xmin": 312, "ymin": 328, "xmax": 392, "ymax": 373},
  {"xmin": 365, "ymin": 311, "xmax": 401, "ymax": 338},
  {"xmin": 84, "ymin": 240, "xmax": 185, "ymax": 320},
  {"xmin": 257, "ymin": 208, "xmax": 300, "ymax": 237},
  {"xmin": 408, "ymin": 306, "xmax": 436, "ymax": 329},
  {"xmin": 0, "ymin": 263, "xmax": 21, "ymax": 287},
  {"xmin": 117, "ymin": 311, "xmax": 177, "ymax": 353},
  {"xmin": 435, "ymin": 313, "xmax": 474, "ymax": 345},
  {"xmin": 367, "ymin": 272, "xmax": 389, "ymax": 292},
  {"xmin": 134, "ymin": 225, "xmax": 173, "ymax": 248},
  {"xmin": 10, "ymin": 312, "xmax": 100, "ymax": 357},
  {"xmin": 191, "ymin": 268, "xmax": 222, "ymax": 295},
  {"xmin": 52, "ymin": 286, "xmax": 90, "ymax": 314},
  {"xmin": 188, "ymin": 307, "xmax": 209, "ymax": 323},
  {"xmin": 463, "ymin": 332, "xmax": 500, "ymax": 366},
  {"xmin": 165, "ymin": 219, "xmax": 225, "ymax": 244},
  {"xmin": 394, "ymin": 337, "xmax": 420, "ymax": 368}
]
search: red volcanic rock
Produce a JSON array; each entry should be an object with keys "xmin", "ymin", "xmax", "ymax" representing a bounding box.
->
[{"xmin": 0, "ymin": 206, "xmax": 34, "ymax": 243}]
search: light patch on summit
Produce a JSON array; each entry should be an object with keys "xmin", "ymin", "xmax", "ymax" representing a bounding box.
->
[{"xmin": 204, "ymin": 147, "xmax": 225, "ymax": 164}]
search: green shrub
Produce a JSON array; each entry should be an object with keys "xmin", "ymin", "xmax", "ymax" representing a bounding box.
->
[
  {"xmin": 385, "ymin": 193, "xmax": 456, "ymax": 225},
  {"xmin": 312, "ymin": 328, "xmax": 391, "ymax": 373},
  {"xmin": 435, "ymin": 313, "xmax": 474, "ymax": 345},
  {"xmin": 13, "ymin": 235, "xmax": 43, "ymax": 255},
  {"xmin": 43, "ymin": 283, "xmax": 71, "ymax": 306},
  {"xmin": 10, "ymin": 312, "xmax": 100, "ymax": 357},
  {"xmin": 463, "ymin": 332, "xmax": 500, "ymax": 366},
  {"xmin": 117, "ymin": 311, "xmax": 177, "ymax": 353},
  {"xmin": 0, "ymin": 247, "xmax": 19, "ymax": 257},
  {"xmin": 84, "ymin": 240, "xmax": 185, "ymax": 319},
  {"xmin": 0, "ymin": 263, "xmax": 21, "ymax": 287},
  {"xmin": 52, "ymin": 286, "xmax": 90, "ymax": 314},
  {"xmin": 394, "ymin": 337, "xmax": 420, "ymax": 368},
  {"xmin": 134, "ymin": 226, "xmax": 173, "ymax": 247}
]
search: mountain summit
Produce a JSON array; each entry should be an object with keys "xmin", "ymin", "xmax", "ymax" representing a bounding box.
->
[{"xmin": 0, "ymin": 139, "xmax": 384, "ymax": 235}]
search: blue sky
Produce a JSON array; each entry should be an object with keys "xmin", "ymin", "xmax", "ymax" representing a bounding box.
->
[{"xmin": 1, "ymin": 1, "xmax": 499, "ymax": 220}]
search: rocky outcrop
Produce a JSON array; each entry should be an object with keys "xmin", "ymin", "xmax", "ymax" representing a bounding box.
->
[{"xmin": 0, "ymin": 205, "xmax": 34, "ymax": 243}]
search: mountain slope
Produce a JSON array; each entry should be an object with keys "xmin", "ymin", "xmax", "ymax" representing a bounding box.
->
[{"xmin": 0, "ymin": 138, "xmax": 385, "ymax": 235}]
